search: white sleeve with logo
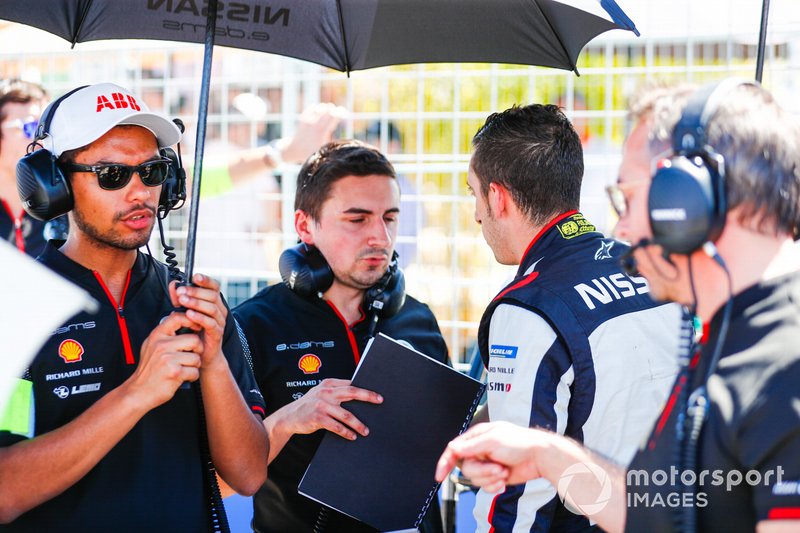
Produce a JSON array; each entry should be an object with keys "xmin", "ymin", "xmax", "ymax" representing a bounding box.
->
[{"xmin": 474, "ymin": 303, "xmax": 572, "ymax": 533}]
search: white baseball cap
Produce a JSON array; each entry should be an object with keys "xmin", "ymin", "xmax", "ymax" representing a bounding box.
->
[{"xmin": 40, "ymin": 83, "xmax": 182, "ymax": 157}]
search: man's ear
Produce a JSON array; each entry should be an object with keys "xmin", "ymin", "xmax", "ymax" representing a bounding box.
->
[
  {"xmin": 488, "ymin": 182, "xmax": 509, "ymax": 217},
  {"xmin": 294, "ymin": 209, "xmax": 315, "ymax": 245}
]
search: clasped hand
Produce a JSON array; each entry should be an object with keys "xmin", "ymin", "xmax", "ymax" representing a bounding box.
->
[{"xmin": 129, "ymin": 273, "xmax": 227, "ymax": 409}]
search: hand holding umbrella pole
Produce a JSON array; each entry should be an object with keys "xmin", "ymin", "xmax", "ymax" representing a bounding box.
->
[{"xmin": 175, "ymin": 0, "xmax": 218, "ymax": 335}]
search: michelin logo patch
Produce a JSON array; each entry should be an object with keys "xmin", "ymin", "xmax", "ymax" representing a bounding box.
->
[{"xmin": 489, "ymin": 345, "xmax": 518, "ymax": 359}]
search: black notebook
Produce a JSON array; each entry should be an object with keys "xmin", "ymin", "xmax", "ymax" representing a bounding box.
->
[{"xmin": 298, "ymin": 333, "xmax": 485, "ymax": 532}]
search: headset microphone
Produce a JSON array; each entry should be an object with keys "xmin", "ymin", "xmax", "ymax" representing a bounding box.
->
[
  {"xmin": 620, "ymin": 238, "xmax": 650, "ymax": 276},
  {"xmin": 701, "ymin": 241, "xmax": 726, "ymax": 268}
]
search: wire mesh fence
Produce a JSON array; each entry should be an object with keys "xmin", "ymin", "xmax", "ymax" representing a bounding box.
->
[{"xmin": 3, "ymin": 2, "xmax": 799, "ymax": 366}]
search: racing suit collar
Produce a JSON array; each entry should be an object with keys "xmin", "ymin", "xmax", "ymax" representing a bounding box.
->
[{"xmin": 518, "ymin": 210, "xmax": 579, "ymax": 276}]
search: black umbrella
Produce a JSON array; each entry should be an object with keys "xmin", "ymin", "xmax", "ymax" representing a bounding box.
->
[
  {"xmin": 0, "ymin": 0, "xmax": 639, "ymax": 279},
  {"xmin": 1, "ymin": 1, "xmax": 638, "ymax": 74}
]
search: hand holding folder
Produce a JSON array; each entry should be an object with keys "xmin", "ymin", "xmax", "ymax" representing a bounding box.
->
[
  {"xmin": 299, "ymin": 333, "xmax": 485, "ymax": 531},
  {"xmin": 278, "ymin": 377, "xmax": 383, "ymax": 441}
]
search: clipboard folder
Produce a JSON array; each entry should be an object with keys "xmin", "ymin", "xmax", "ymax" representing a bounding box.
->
[{"xmin": 298, "ymin": 333, "xmax": 485, "ymax": 531}]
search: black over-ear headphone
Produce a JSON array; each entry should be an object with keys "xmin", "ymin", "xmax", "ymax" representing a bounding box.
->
[
  {"xmin": 16, "ymin": 86, "xmax": 186, "ymax": 221},
  {"xmin": 279, "ymin": 243, "xmax": 335, "ymax": 298},
  {"xmin": 279, "ymin": 243, "xmax": 406, "ymax": 320},
  {"xmin": 648, "ymin": 78, "xmax": 757, "ymax": 255}
]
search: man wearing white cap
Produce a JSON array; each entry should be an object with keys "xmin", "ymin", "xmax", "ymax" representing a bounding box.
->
[{"xmin": 0, "ymin": 83, "xmax": 268, "ymax": 530}]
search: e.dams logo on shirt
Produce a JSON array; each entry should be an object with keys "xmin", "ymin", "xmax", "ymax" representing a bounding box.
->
[
  {"xmin": 298, "ymin": 354, "xmax": 322, "ymax": 375},
  {"xmin": 58, "ymin": 339, "xmax": 84, "ymax": 363}
]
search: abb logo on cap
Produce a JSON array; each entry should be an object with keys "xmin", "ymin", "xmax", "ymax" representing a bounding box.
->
[{"xmin": 96, "ymin": 92, "xmax": 141, "ymax": 112}]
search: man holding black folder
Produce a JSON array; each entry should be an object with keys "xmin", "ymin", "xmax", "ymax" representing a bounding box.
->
[
  {"xmin": 465, "ymin": 103, "xmax": 682, "ymax": 532},
  {"xmin": 234, "ymin": 140, "xmax": 448, "ymax": 533}
]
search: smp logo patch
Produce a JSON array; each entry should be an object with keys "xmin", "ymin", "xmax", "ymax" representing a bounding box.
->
[
  {"xmin": 58, "ymin": 339, "xmax": 84, "ymax": 363},
  {"xmin": 488, "ymin": 381, "xmax": 512, "ymax": 392},
  {"xmin": 489, "ymin": 345, "xmax": 518, "ymax": 359},
  {"xmin": 298, "ymin": 354, "xmax": 322, "ymax": 374}
]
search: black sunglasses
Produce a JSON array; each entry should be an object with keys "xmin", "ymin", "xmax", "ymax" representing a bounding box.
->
[{"xmin": 63, "ymin": 158, "xmax": 172, "ymax": 191}]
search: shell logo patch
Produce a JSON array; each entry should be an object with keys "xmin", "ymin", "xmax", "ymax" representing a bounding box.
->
[
  {"xmin": 59, "ymin": 339, "xmax": 84, "ymax": 363},
  {"xmin": 298, "ymin": 354, "xmax": 322, "ymax": 375}
]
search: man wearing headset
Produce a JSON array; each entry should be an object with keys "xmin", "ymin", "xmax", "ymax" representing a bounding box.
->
[
  {"xmin": 0, "ymin": 83, "xmax": 268, "ymax": 530},
  {"xmin": 0, "ymin": 79, "xmax": 68, "ymax": 257},
  {"xmin": 435, "ymin": 81, "xmax": 800, "ymax": 532},
  {"xmin": 465, "ymin": 102, "xmax": 681, "ymax": 533},
  {"xmin": 233, "ymin": 140, "xmax": 448, "ymax": 533}
]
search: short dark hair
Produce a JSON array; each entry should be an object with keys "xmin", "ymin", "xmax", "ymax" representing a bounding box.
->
[
  {"xmin": 471, "ymin": 104, "xmax": 584, "ymax": 226},
  {"xmin": 295, "ymin": 140, "xmax": 396, "ymax": 220},
  {"xmin": 0, "ymin": 79, "xmax": 48, "ymax": 151}
]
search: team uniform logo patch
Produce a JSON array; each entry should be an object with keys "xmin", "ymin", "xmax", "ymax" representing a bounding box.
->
[
  {"xmin": 298, "ymin": 354, "xmax": 322, "ymax": 374},
  {"xmin": 59, "ymin": 339, "xmax": 84, "ymax": 363},
  {"xmin": 556, "ymin": 213, "xmax": 596, "ymax": 240},
  {"xmin": 595, "ymin": 240, "xmax": 614, "ymax": 260},
  {"xmin": 489, "ymin": 345, "xmax": 518, "ymax": 359},
  {"xmin": 96, "ymin": 92, "xmax": 141, "ymax": 112}
]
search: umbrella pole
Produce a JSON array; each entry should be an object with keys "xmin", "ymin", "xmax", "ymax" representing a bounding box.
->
[
  {"xmin": 755, "ymin": 0, "xmax": 770, "ymax": 83},
  {"xmin": 175, "ymin": 10, "xmax": 232, "ymax": 533},
  {"xmin": 183, "ymin": 0, "xmax": 219, "ymax": 281}
]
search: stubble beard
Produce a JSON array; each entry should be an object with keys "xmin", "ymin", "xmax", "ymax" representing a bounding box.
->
[
  {"xmin": 339, "ymin": 258, "xmax": 389, "ymax": 290},
  {"xmin": 336, "ymin": 263, "xmax": 386, "ymax": 290},
  {"xmin": 72, "ymin": 204, "xmax": 154, "ymax": 251}
]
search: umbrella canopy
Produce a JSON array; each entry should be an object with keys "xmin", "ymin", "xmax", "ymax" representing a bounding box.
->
[
  {"xmin": 0, "ymin": 0, "xmax": 638, "ymax": 280},
  {"xmin": 0, "ymin": 0, "xmax": 637, "ymax": 75}
]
